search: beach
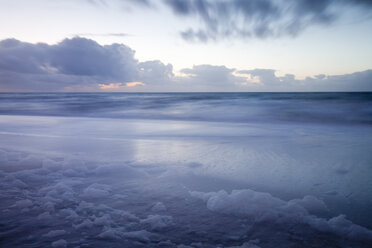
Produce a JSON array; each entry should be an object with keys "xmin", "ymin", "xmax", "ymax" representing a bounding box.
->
[{"xmin": 1, "ymin": 93, "xmax": 372, "ymax": 247}]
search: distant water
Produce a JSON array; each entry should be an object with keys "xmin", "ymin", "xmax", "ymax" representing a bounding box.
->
[{"xmin": 1, "ymin": 92, "xmax": 371, "ymax": 125}]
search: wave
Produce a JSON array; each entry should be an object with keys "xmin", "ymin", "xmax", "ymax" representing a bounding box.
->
[{"xmin": 0, "ymin": 92, "xmax": 372, "ymax": 125}]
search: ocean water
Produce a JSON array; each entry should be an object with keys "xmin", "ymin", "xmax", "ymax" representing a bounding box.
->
[
  {"xmin": 0, "ymin": 92, "xmax": 372, "ymax": 247},
  {"xmin": 0, "ymin": 92, "xmax": 371, "ymax": 124}
]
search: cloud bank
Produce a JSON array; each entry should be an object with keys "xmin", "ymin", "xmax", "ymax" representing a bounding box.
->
[
  {"xmin": 83, "ymin": 0, "xmax": 372, "ymax": 42},
  {"xmin": 0, "ymin": 38, "xmax": 172, "ymax": 91},
  {"xmin": 0, "ymin": 37, "xmax": 371, "ymax": 92}
]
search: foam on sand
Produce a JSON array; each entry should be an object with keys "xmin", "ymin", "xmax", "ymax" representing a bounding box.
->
[{"xmin": 190, "ymin": 189, "xmax": 372, "ymax": 242}]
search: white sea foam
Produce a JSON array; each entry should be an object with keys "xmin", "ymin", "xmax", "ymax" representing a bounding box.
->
[{"xmin": 190, "ymin": 189, "xmax": 372, "ymax": 242}]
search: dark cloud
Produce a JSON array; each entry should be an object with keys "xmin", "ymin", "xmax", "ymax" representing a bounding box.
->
[
  {"xmin": 346, "ymin": 0, "xmax": 372, "ymax": 7},
  {"xmin": 0, "ymin": 39, "xmax": 50, "ymax": 74},
  {"xmin": 50, "ymin": 38, "xmax": 138, "ymax": 80},
  {"xmin": 162, "ymin": 0, "xmax": 372, "ymax": 42},
  {"xmin": 0, "ymin": 38, "xmax": 171, "ymax": 91},
  {"xmin": 164, "ymin": 0, "xmax": 193, "ymax": 15}
]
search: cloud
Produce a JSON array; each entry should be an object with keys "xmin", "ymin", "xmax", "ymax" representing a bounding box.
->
[
  {"xmin": 162, "ymin": 0, "xmax": 372, "ymax": 42},
  {"xmin": 50, "ymin": 38, "xmax": 138, "ymax": 79},
  {"xmin": 126, "ymin": 81, "xmax": 145, "ymax": 87},
  {"xmin": 177, "ymin": 64, "xmax": 246, "ymax": 91},
  {"xmin": 304, "ymin": 70, "xmax": 372, "ymax": 92},
  {"xmin": 74, "ymin": 33, "xmax": 130, "ymax": 37},
  {"xmin": 164, "ymin": 0, "xmax": 193, "ymax": 15},
  {"xmin": 128, "ymin": 0, "xmax": 151, "ymax": 6},
  {"xmin": 239, "ymin": 69, "xmax": 281, "ymax": 85},
  {"xmin": 80, "ymin": 1, "xmax": 372, "ymax": 42},
  {"xmin": 0, "ymin": 37, "xmax": 371, "ymax": 92},
  {"xmin": 238, "ymin": 68, "xmax": 372, "ymax": 92},
  {"xmin": 87, "ymin": 0, "xmax": 151, "ymax": 7},
  {"xmin": 98, "ymin": 83, "xmax": 123, "ymax": 89},
  {"xmin": 138, "ymin": 60, "xmax": 174, "ymax": 85},
  {"xmin": 0, "ymin": 37, "xmax": 171, "ymax": 91},
  {"xmin": 85, "ymin": 0, "xmax": 154, "ymax": 12}
]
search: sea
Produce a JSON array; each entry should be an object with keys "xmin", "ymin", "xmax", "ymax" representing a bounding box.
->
[{"xmin": 0, "ymin": 92, "xmax": 371, "ymax": 247}]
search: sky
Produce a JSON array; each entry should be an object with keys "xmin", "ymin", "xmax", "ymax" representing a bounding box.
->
[{"xmin": 0, "ymin": 0, "xmax": 371, "ymax": 92}]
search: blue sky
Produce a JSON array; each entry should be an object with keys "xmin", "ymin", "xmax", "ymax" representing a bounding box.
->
[{"xmin": 0, "ymin": 0, "xmax": 371, "ymax": 91}]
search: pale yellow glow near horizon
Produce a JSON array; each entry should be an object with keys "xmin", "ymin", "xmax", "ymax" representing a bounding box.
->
[
  {"xmin": 98, "ymin": 83, "xmax": 123, "ymax": 89},
  {"xmin": 97, "ymin": 82, "xmax": 145, "ymax": 91},
  {"xmin": 126, "ymin": 82, "xmax": 145, "ymax": 87}
]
